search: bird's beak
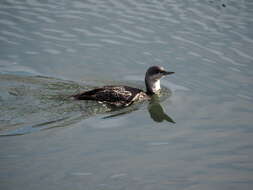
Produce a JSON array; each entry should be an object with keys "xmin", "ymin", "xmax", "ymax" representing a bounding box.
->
[{"xmin": 163, "ymin": 71, "xmax": 174, "ymax": 75}]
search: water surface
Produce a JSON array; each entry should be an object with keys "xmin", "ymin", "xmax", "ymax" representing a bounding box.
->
[{"xmin": 0, "ymin": 0, "xmax": 253, "ymax": 190}]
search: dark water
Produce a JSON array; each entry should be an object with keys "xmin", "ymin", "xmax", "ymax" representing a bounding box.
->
[{"xmin": 1, "ymin": 0, "xmax": 253, "ymax": 189}]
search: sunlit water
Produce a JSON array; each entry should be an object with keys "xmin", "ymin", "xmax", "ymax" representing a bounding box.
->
[{"xmin": 0, "ymin": 0, "xmax": 253, "ymax": 189}]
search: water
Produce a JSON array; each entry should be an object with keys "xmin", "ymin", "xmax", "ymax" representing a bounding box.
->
[{"xmin": 0, "ymin": 0, "xmax": 253, "ymax": 189}]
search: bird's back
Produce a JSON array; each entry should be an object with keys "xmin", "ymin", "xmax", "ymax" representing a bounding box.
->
[{"xmin": 73, "ymin": 85, "xmax": 148, "ymax": 106}]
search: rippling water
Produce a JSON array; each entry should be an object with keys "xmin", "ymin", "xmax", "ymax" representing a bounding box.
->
[
  {"xmin": 0, "ymin": 74, "xmax": 172, "ymax": 136},
  {"xmin": 0, "ymin": 0, "xmax": 253, "ymax": 190}
]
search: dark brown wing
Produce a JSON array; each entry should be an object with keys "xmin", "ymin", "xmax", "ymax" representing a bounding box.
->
[{"xmin": 73, "ymin": 86, "xmax": 143, "ymax": 105}]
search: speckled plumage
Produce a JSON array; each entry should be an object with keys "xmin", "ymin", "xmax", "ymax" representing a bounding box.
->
[
  {"xmin": 73, "ymin": 66, "xmax": 174, "ymax": 107},
  {"xmin": 73, "ymin": 85, "xmax": 149, "ymax": 107}
]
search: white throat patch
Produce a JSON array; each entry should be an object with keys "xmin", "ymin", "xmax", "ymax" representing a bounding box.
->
[{"xmin": 150, "ymin": 79, "xmax": 161, "ymax": 92}]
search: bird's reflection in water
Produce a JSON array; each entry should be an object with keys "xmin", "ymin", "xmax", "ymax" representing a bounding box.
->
[
  {"xmin": 103, "ymin": 95, "xmax": 175, "ymax": 124},
  {"xmin": 148, "ymin": 95, "xmax": 175, "ymax": 123}
]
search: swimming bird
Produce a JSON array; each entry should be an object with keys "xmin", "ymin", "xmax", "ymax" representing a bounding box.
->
[{"xmin": 73, "ymin": 66, "xmax": 174, "ymax": 107}]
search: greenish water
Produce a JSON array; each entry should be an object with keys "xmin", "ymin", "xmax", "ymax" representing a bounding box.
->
[
  {"xmin": 0, "ymin": 0, "xmax": 253, "ymax": 190},
  {"xmin": 0, "ymin": 74, "xmax": 173, "ymax": 135}
]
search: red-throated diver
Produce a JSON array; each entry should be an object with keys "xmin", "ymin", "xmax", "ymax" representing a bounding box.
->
[{"xmin": 73, "ymin": 66, "xmax": 174, "ymax": 107}]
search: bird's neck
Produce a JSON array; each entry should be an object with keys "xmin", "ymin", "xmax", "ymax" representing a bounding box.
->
[{"xmin": 145, "ymin": 78, "xmax": 161, "ymax": 95}]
